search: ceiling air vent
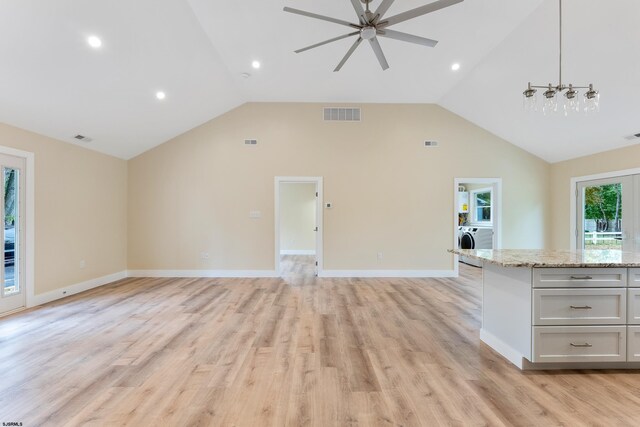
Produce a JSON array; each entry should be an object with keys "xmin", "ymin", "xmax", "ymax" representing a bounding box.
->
[
  {"xmin": 73, "ymin": 134, "xmax": 92, "ymax": 143},
  {"xmin": 624, "ymin": 133, "xmax": 640, "ymax": 141},
  {"xmin": 424, "ymin": 141, "xmax": 439, "ymax": 147},
  {"xmin": 323, "ymin": 107, "xmax": 361, "ymax": 122},
  {"xmin": 244, "ymin": 139, "xmax": 257, "ymax": 145}
]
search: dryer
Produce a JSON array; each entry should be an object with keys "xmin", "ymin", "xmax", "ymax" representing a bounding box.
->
[{"xmin": 459, "ymin": 227, "xmax": 493, "ymax": 267}]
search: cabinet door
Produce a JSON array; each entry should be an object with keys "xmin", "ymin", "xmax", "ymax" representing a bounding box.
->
[
  {"xmin": 532, "ymin": 326, "xmax": 626, "ymax": 363},
  {"xmin": 533, "ymin": 268, "xmax": 627, "ymax": 288},
  {"xmin": 533, "ymin": 288, "xmax": 626, "ymax": 326},
  {"xmin": 628, "ymin": 289, "xmax": 640, "ymax": 325}
]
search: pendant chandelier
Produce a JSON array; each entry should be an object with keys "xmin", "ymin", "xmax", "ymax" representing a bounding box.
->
[{"xmin": 523, "ymin": 0, "xmax": 599, "ymax": 115}]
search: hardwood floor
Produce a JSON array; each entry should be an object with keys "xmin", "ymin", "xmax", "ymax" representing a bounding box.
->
[{"xmin": 2, "ymin": 264, "xmax": 640, "ymax": 426}]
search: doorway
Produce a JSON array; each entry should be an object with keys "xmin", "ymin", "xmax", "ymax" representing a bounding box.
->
[
  {"xmin": 0, "ymin": 153, "xmax": 26, "ymax": 315},
  {"xmin": 575, "ymin": 173, "xmax": 639, "ymax": 251},
  {"xmin": 453, "ymin": 178, "xmax": 502, "ymax": 269},
  {"xmin": 275, "ymin": 177, "xmax": 323, "ymax": 277}
]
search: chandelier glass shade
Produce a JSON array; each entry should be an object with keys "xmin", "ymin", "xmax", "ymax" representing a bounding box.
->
[{"xmin": 523, "ymin": 0, "xmax": 599, "ymax": 115}]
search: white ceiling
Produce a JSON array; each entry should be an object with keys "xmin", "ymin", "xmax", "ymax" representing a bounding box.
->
[{"xmin": 0, "ymin": 0, "xmax": 638, "ymax": 162}]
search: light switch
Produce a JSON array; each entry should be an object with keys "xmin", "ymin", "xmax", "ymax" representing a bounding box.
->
[{"xmin": 249, "ymin": 210, "xmax": 261, "ymax": 219}]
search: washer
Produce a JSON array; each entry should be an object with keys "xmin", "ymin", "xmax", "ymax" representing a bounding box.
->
[{"xmin": 459, "ymin": 227, "xmax": 493, "ymax": 267}]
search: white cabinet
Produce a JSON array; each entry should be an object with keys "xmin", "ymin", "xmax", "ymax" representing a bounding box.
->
[
  {"xmin": 627, "ymin": 288, "xmax": 640, "ymax": 324},
  {"xmin": 533, "ymin": 288, "xmax": 626, "ymax": 326},
  {"xmin": 532, "ymin": 326, "xmax": 626, "ymax": 363},
  {"xmin": 481, "ymin": 264, "xmax": 640, "ymax": 369},
  {"xmin": 533, "ymin": 268, "xmax": 627, "ymax": 288}
]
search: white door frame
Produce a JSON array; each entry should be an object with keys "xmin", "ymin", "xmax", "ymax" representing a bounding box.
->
[
  {"xmin": 569, "ymin": 167, "xmax": 640, "ymax": 249},
  {"xmin": 453, "ymin": 178, "xmax": 502, "ymax": 274},
  {"xmin": 0, "ymin": 145, "xmax": 34, "ymax": 313},
  {"xmin": 274, "ymin": 176, "xmax": 323, "ymax": 275}
]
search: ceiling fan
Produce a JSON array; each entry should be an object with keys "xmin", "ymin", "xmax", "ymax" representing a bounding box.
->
[{"xmin": 283, "ymin": 0, "xmax": 464, "ymax": 72}]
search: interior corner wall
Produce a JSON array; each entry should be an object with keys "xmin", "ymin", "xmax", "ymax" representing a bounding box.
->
[
  {"xmin": 127, "ymin": 102, "xmax": 550, "ymax": 273},
  {"xmin": 550, "ymin": 143, "xmax": 640, "ymax": 250},
  {"xmin": 280, "ymin": 183, "xmax": 316, "ymax": 254},
  {"xmin": 0, "ymin": 123, "xmax": 128, "ymax": 296}
]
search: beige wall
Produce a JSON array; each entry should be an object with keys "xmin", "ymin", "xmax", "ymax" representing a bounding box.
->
[
  {"xmin": 280, "ymin": 183, "xmax": 316, "ymax": 254},
  {"xmin": 550, "ymin": 144, "xmax": 640, "ymax": 249},
  {"xmin": 128, "ymin": 103, "xmax": 550, "ymax": 272},
  {"xmin": 0, "ymin": 123, "xmax": 127, "ymax": 295}
]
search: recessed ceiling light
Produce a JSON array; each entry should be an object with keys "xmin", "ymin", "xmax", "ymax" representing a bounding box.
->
[
  {"xmin": 451, "ymin": 63, "xmax": 461, "ymax": 71},
  {"xmin": 87, "ymin": 36, "xmax": 102, "ymax": 49},
  {"xmin": 156, "ymin": 91, "xmax": 166, "ymax": 100},
  {"xmin": 252, "ymin": 60, "xmax": 261, "ymax": 69}
]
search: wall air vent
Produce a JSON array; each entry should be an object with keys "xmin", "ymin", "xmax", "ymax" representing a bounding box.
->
[
  {"xmin": 244, "ymin": 139, "xmax": 257, "ymax": 145},
  {"xmin": 624, "ymin": 133, "xmax": 640, "ymax": 141},
  {"xmin": 73, "ymin": 134, "xmax": 93, "ymax": 142},
  {"xmin": 424, "ymin": 141, "xmax": 439, "ymax": 147},
  {"xmin": 323, "ymin": 107, "xmax": 361, "ymax": 122}
]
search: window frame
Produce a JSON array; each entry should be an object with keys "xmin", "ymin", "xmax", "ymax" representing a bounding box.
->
[{"xmin": 470, "ymin": 187, "xmax": 493, "ymax": 225}]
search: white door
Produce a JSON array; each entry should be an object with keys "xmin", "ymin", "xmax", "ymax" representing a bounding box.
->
[
  {"xmin": 0, "ymin": 153, "xmax": 25, "ymax": 314},
  {"xmin": 577, "ymin": 176, "xmax": 633, "ymax": 251}
]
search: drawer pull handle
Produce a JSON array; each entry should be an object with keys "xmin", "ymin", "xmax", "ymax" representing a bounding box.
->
[
  {"xmin": 570, "ymin": 342, "xmax": 593, "ymax": 348},
  {"xmin": 570, "ymin": 276, "xmax": 593, "ymax": 280},
  {"xmin": 570, "ymin": 305, "xmax": 593, "ymax": 310}
]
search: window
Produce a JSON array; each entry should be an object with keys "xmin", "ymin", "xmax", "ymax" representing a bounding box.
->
[{"xmin": 471, "ymin": 188, "xmax": 492, "ymax": 224}]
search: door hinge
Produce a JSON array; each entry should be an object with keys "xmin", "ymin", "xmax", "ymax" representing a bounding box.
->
[
  {"xmin": 316, "ymin": 192, "xmax": 318, "ymax": 197},
  {"xmin": 315, "ymin": 261, "xmax": 318, "ymax": 266}
]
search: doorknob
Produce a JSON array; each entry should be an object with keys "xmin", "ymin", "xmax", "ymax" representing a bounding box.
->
[{"xmin": 313, "ymin": 227, "xmax": 318, "ymax": 232}]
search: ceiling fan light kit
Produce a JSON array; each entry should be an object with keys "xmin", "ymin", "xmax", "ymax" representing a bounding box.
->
[
  {"xmin": 283, "ymin": 0, "xmax": 464, "ymax": 72},
  {"xmin": 523, "ymin": 0, "xmax": 599, "ymax": 116}
]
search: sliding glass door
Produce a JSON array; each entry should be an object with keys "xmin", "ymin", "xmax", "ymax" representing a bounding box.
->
[
  {"xmin": 577, "ymin": 175, "xmax": 635, "ymax": 251},
  {"xmin": 0, "ymin": 154, "xmax": 25, "ymax": 314}
]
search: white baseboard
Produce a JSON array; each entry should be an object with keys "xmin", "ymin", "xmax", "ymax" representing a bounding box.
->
[
  {"xmin": 480, "ymin": 328, "xmax": 525, "ymax": 369},
  {"xmin": 319, "ymin": 269, "xmax": 456, "ymax": 278},
  {"xmin": 280, "ymin": 250, "xmax": 316, "ymax": 255},
  {"xmin": 30, "ymin": 270, "xmax": 128, "ymax": 307},
  {"xmin": 127, "ymin": 269, "xmax": 279, "ymax": 278}
]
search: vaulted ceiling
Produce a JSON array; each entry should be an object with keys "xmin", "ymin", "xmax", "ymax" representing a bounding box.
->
[{"xmin": 0, "ymin": 0, "xmax": 638, "ymax": 162}]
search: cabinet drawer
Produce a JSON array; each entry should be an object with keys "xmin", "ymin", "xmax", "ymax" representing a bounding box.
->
[
  {"xmin": 628, "ymin": 326, "xmax": 640, "ymax": 362},
  {"xmin": 532, "ymin": 326, "xmax": 626, "ymax": 363},
  {"xmin": 629, "ymin": 269, "xmax": 640, "ymax": 287},
  {"xmin": 533, "ymin": 268, "xmax": 627, "ymax": 288},
  {"xmin": 627, "ymin": 289, "xmax": 640, "ymax": 325},
  {"xmin": 533, "ymin": 289, "xmax": 626, "ymax": 326}
]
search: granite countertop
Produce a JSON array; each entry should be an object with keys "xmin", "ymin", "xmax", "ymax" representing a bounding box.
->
[{"xmin": 449, "ymin": 249, "xmax": 640, "ymax": 268}]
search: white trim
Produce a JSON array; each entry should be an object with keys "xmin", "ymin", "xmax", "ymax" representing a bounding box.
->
[
  {"xmin": 127, "ymin": 270, "xmax": 278, "ymax": 278},
  {"xmin": 0, "ymin": 145, "xmax": 35, "ymax": 310},
  {"xmin": 570, "ymin": 166, "xmax": 640, "ymax": 250},
  {"xmin": 280, "ymin": 250, "xmax": 316, "ymax": 255},
  {"xmin": 275, "ymin": 176, "xmax": 323, "ymax": 276},
  {"xmin": 319, "ymin": 269, "xmax": 456, "ymax": 278},
  {"xmin": 480, "ymin": 328, "xmax": 525, "ymax": 369},
  {"xmin": 468, "ymin": 186, "xmax": 493, "ymax": 226},
  {"xmin": 31, "ymin": 270, "xmax": 128, "ymax": 306}
]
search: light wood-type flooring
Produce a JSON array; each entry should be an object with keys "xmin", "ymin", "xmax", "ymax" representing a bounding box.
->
[{"xmin": 2, "ymin": 261, "xmax": 640, "ymax": 426}]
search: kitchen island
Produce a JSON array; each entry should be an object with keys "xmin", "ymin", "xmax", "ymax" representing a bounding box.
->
[{"xmin": 451, "ymin": 249, "xmax": 640, "ymax": 370}]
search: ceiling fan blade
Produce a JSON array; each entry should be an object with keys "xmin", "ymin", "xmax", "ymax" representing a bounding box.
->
[
  {"xmin": 334, "ymin": 37, "xmax": 363, "ymax": 72},
  {"xmin": 295, "ymin": 31, "xmax": 360, "ymax": 53},
  {"xmin": 373, "ymin": 0, "xmax": 396, "ymax": 22},
  {"xmin": 348, "ymin": 0, "xmax": 367, "ymax": 25},
  {"xmin": 283, "ymin": 7, "xmax": 361, "ymax": 29},
  {"xmin": 376, "ymin": 29, "xmax": 438, "ymax": 47},
  {"xmin": 379, "ymin": 0, "xmax": 463, "ymax": 28},
  {"xmin": 368, "ymin": 37, "xmax": 389, "ymax": 71}
]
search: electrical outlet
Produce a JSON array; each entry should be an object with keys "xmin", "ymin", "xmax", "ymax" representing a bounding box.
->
[
  {"xmin": 62, "ymin": 290, "xmax": 67, "ymax": 295},
  {"xmin": 200, "ymin": 252, "xmax": 210, "ymax": 260},
  {"xmin": 79, "ymin": 260, "xmax": 86, "ymax": 269},
  {"xmin": 377, "ymin": 252, "xmax": 383, "ymax": 261}
]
